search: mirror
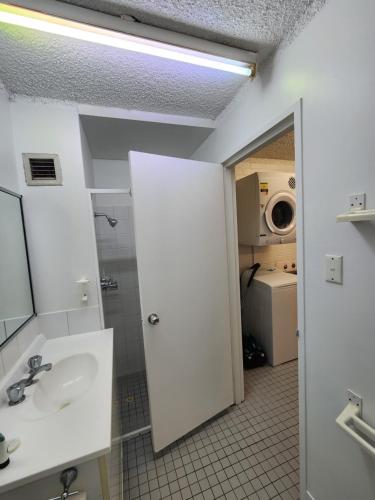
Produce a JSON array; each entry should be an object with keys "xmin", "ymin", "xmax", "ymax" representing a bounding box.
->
[{"xmin": 0, "ymin": 187, "xmax": 35, "ymax": 346}]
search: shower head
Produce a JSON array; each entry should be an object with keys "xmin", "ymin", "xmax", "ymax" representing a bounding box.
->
[{"xmin": 94, "ymin": 212, "xmax": 118, "ymax": 227}]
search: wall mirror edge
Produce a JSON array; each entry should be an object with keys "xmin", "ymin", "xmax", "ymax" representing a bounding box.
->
[{"xmin": 0, "ymin": 185, "xmax": 36, "ymax": 350}]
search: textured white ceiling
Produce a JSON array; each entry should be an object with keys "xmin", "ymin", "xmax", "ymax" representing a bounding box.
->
[
  {"xmin": 0, "ymin": 23, "xmax": 245, "ymax": 118},
  {"xmin": 61, "ymin": 0, "xmax": 326, "ymax": 56},
  {"xmin": 252, "ymin": 130, "xmax": 295, "ymax": 160},
  {"xmin": 81, "ymin": 115, "xmax": 213, "ymax": 159},
  {"xmin": 0, "ymin": 0, "xmax": 325, "ymax": 118}
]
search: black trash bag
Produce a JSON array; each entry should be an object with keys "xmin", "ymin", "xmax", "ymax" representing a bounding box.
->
[
  {"xmin": 240, "ymin": 263, "xmax": 267, "ymax": 369},
  {"xmin": 243, "ymin": 333, "xmax": 267, "ymax": 369}
]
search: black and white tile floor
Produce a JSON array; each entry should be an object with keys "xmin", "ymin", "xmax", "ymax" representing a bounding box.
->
[
  {"xmin": 122, "ymin": 360, "xmax": 299, "ymax": 500},
  {"xmin": 118, "ymin": 371, "xmax": 150, "ymax": 434}
]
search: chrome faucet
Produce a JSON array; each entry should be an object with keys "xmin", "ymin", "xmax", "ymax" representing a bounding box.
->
[
  {"xmin": 100, "ymin": 275, "xmax": 118, "ymax": 290},
  {"xmin": 25, "ymin": 355, "xmax": 52, "ymax": 386},
  {"xmin": 7, "ymin": 380, "xmax": 26, "ymax": 406},
  {"xmin": 6, "ymin": 355, "xmax": 52, "ymax": 406}
]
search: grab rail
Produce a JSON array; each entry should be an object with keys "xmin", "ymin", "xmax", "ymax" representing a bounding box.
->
[{"xmin": 336, "ymin": 391, "xmax": 375, "ymax": 458}]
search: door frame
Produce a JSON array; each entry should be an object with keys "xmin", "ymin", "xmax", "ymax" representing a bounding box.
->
[{"xmin": 222, "ymin": 100, "xmax": 307, "ymax": 498}]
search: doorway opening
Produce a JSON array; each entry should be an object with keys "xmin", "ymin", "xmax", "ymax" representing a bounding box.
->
[
  {"xmin": 225, "ymin": 112, "xmax": 304, "ymax": 498},
  {"xmin": 91, "ymin": 190, "xmax": 151, "ymax": 439},
  {"xmin": 238, "ymin": 126, "xmax": 299, "ymax": 488}
]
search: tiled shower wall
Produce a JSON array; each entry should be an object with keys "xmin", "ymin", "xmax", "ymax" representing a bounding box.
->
[{"xmin": 93, "ymin": 193, "xmax": 145, "ymax": 378}]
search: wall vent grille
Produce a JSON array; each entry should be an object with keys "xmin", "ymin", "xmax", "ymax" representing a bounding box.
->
[{"xmin": 22, "ymin": 153, "xmax": 62, "ymax": 186}]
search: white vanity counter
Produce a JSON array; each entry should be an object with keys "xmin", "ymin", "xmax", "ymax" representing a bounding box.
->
[{"xmin": 0, "ymin": 329, "xmax": 113, "ymax": 494}]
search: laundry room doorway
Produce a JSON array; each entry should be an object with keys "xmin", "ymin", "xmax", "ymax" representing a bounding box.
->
[{"xmin": 223, "ymin": 102, "xmax": 306, "ymax": 497}]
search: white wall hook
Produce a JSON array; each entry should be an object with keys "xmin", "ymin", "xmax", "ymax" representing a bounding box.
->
[{"xmin": 76, "ymin": 278, "xmax": 90, "ymax": 303}]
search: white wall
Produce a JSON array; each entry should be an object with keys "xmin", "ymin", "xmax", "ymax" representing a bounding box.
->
[
  {"xmin": 0, "ymin": 90, "xmax": 41, "ymax": 382},
  {"xmin": 93, "ymin": 159, "xmax": 130, "ymax": 189},
  {"xmin": 10, "ymin": 99, "xmax": 100, "ymax": 316},
  {"xmin": 238, "ymin": 243, "xmax": 297, "ymax": 274},
  {"xmin": 0, "ymin": 90, "xmax": 18, "ymax": 192},
  {"xmin": 0, "ymin": 93, "xmax": 33, "ymax": 322},
  {"xmin": 235, "ymin": 158, "xmax": 294, "ymax": 180},
  {"xmin": 80, "ymin": 121, "xmax": 95, "ymax": 188},
  {"xmin": 194, "ymin": 1, "xmax": 375, "ymax": 499}
]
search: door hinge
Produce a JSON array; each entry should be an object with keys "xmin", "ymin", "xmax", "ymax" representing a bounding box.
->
[{"xmin": 296, "ymin": 329, "xmax": 300, "ymax": 338}]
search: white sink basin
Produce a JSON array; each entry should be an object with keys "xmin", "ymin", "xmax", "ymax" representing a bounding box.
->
[
  {"xmin": 0, "ymin": 330, "xmax": 113, "ymax": 495},
  {"xmin": 32, "ymin": 352, "xmax": 98, "ymax": 414}
]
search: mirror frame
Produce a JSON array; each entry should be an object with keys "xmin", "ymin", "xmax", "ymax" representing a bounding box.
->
[{"xmin": 0, "ymin": 186, "xmax": 36, "ymax": 349}]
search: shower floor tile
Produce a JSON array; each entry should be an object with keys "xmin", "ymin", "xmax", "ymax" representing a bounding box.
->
[
  {"xmin": 122, "ymin": 360, "xmax": 299, "ymax": 499},
  {"xmin": 118, "ymin": 371, "xmax": 150, "ymax": 434}
]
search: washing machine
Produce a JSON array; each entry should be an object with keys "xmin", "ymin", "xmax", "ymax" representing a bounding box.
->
[
  {"xmin": 243, "ymin": 269, "xmax": 298, "ymax": 366},
  {"xmin": 236, "ymin": 171, "xmax": 296, "ymax": 246}
]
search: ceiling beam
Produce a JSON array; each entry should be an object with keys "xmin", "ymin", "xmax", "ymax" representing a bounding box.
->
[{"xmin": 78, "ymin": 103, "xmax": 216, "ymax": 129}]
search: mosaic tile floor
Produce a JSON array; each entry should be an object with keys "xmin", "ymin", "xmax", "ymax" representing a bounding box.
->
[
  {"xmin": 118, "ymin": 371, "xmax": 150, "ymax": 434},
  {"xmin": 110, "ymin": 442, "xmax": 123, "ymax": 500},
  {"xmin": 123, "ymin": 360, "xmax": 299, "ymax": 500}
]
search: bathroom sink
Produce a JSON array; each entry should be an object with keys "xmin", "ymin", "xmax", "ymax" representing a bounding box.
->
[
  {"xmin": 0, "ymin": 330, "xmax": 113, "ymax": 494},
  {"xmin": 32, "ymin": 352, "xmax": 98, "ymax": 413}
]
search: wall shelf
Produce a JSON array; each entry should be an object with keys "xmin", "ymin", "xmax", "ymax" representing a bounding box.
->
[{"xmin": 336, "ymin": 209, "xmax": 375, "ymax": 223}]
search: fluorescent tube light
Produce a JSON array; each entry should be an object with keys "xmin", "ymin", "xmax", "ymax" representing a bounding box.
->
[{"xmin": 0, "ymin": 4, "xmax": 254, "ymax": 77}]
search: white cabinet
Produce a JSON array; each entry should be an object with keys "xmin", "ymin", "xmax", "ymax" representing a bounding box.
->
[
  {"xmin": 246, "ymin": 270, "xmax": 297, "ymax": 366},
  {"xmin": 1, "ymin": 456, "xmax": 110, "ymax": 500}
]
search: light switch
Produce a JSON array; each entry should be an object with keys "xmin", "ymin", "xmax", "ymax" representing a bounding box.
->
[{"xmin": 326, "ymin": 255, "xmax": 343, "ymax": 284}]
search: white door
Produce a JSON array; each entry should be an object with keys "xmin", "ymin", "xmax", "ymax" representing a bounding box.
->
[{"xmin": 129, "ymin": 151, "xmax": 234, "ymax": 452}]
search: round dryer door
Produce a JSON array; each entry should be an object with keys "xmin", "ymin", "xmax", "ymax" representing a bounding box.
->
[{"xmin": 265, "ymin": 192, "xmax": 296, "ymax": 236}]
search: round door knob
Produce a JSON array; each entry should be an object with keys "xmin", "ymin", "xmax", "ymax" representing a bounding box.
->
[{"xmin": 148, "ymin": 313, "xmax": 160, "ymax": 325}]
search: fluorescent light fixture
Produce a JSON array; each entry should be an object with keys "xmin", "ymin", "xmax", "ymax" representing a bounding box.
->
[{"xmin": 0, "ymin": 4, "xmax": 254, "ymax": 77}]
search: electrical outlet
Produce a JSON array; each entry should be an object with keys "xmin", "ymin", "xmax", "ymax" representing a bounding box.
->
[
  {"xmin": 349, "ymin": 193, "xmax": 366, "ymax": 212},
  {"xmin": 276, "ymin": 261, "xmax": 296, "ymax": 272},
  {"xmin": 326, "ymin": 255, "xmax": 343, "ymax": 284}
]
